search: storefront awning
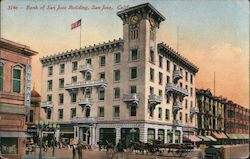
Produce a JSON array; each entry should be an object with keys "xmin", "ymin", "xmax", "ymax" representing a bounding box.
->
[
  {"xmin": 227, "ymin": 134, "xmax": 237, "ymax": 139},
  {"xmin": 183, "ymin": 135, "xmax": 202, "ymax": 142},
  {"xmin": 212, "ymin": 131, "xmax": 227, "ymax": 139},
  {"xmin": 0, "ymin": 131, "xmax": 32, "ymax": 137},
  {"xmin": 197, "ymin": 135, "xmax": 211, "ymax": 141},
  {"xmin": 206, "ymin": 136, "xmax": 217, "ymax": 142}
]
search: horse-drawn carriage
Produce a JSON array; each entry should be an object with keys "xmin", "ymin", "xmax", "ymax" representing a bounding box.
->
[{"xmin": 99, "ymin": 139, "xmax": 194, "ymax": 158}]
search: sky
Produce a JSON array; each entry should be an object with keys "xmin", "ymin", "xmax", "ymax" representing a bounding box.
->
[{"xmin": 1, "ymin": 0, "xmax": 249, "ymax": 107}]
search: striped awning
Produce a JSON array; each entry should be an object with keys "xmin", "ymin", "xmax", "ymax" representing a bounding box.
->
[
  {"xmin": 206, "ymin": 136, "xmax": 217, "ymax": 142},
  {"xmin": 183, "ymin": 135, "xmax": 202, "ymax": 142},
  {"xmin": 0, "ymin": 131, "xmax": 32, "ymax": 137},
  {"xmin": 197, "ymin": 135, "xmax": 211, "ymax": 141},
  {"xmin": 212, "ymin": 131, "xmax": 228, "ymax": 139}
]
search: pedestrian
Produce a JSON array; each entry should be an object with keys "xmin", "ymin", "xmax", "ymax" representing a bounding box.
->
[
  {"xmin": 77, "ymin": 143, "xmax": 83, "ymax": 159},
  {"xmin": 72, "ymin": 144, "xmax": 77, "ymax": 159},
  {"xmin": 116, "ymin": 139, "xmax": 124, "ymax": 159}
]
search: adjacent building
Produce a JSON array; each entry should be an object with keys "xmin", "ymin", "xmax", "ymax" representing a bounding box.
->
[
  {"xmin": 224, "ymin": 100, "xmax": 249, "ymax": 143},
  {"xmin": 0, "ymin": 38, "xmax": 38, "ymax": 159},
  {"xmin": 196, "ymin": 89, "xmax": 227, "ymax": 142},
  {"xmin": 40, "ymin": 3, "xmax": 199, "ymax": 147}
]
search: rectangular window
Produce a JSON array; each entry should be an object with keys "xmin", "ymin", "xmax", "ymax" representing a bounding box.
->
[
  {"xmin": 47, "ymin": 109, "xmax": 51, "ymax": 119},
  {"xmin": 72, "ymin": 61, "xmax": 78, "ymax": 72},
  {"xmin": 114, "ymin": 70, "xmax": 120, "ymax": 81},
  {"xmin": 130, "ymin": 67, "xmax": 137, "ymax": 79},
  {"xmin": 159, "ymin": 90, "xmax": 163, "ymax": 97},
  {"xmin": 158, "ymin": 107, "xmax": 162, "ymax": 119},
  {"xmin": 58, "ymin": 109, "xmax": 63, "ymax": 119},
  {"xmin": 12, "ymin": 68, "xmax": 21, "ymax": 93},
  {"xmin": 71, "ymin": 108, "xmax": 76, "ymax": 119},
  {"xmin": 179, "ymin": 112, "xmax": 182, "ymax": 121},
  {"xmin": 190, "ymin": 101, "xmax": 193, "ymax": 108},
  {"xmin": 71, "ymin": 93, "xmax": 77, "ymax": 103},
  {"xmin": 99, "ymin": 107, "xmax": 104, "ymax": 117},
  {"xmin": 131, "ymin": 49, "xmax": 138, "ymax": 61},
  {"xmin": 1, "ymin": 138, "xmax": 18, "ymax": 154},
  {"xmin": 185, "ymin": 71, "xmax": 188, "ymax": 81},
  {"xmin": 180, "ymin": 82, "xmax": 183, "ymax": 88},
  {"xmin": 159, "ymin": 72, "xmax": 163, "ymax": 85},
  {"xmin": 47, "ymin": 94, "xmax": 52, "ymax": 101},
  {"xmin": 113, "ymin": 106, "xmax": 120, "ymax": 117},
  {"xmin": 173, "ymin": 64, "xmax": 176, "ymax": 71},
  {"xmin": 167, "ymin": 95, "xmax": 170, "ymax": 103},
  {"xmin": 99, "ymin": 89, "xmax": 105, "ymax": 100},
  {"xmin": 190, "ymin": 88, "xmax": 193, "ymax": 97},
  {"xmin": 100, "ymin": 72, "xmax": 105, "ymax": 80},
  {"xmin": 48, "ymin": 66, "xmax": 53, "ymax": 76},
  {"xmin": 150, "ymin": 87, "xmax": 154, "ymax": 95},
  {"xmin": 185, "ymin": 99, "xmax": 188, "ymax": 109},
  {"xmin": 190, "ymin": 74, "xmax": 193, "ymax": 84},
  {"xmin": 159, "ymin": 56, "xmax": 163, "ymax": 68},
  {"xmin": 130, "ymin": 105, "xmax": 137, "ymax": 116},
  {"xmin": 86, "ymin": 58, "xmax": 92, "ymax": 65},
  {"xmin": 59, "ymin": 78, "xmax": 64, "ymax": 88},
  {"xmin": 59, "ymin": 93, "xmax": 64, "ymax": 104},
  {"xmin": 147, "ymin": 129, "xmax": 155, "ymax": 144},
  {"xmin": 165, "ymin": 109, "xmax": 169, "ymax": 120},
  {"xmin": 150, "ymin": 68, "xmax": 154, "ymax": 81},
  {"xmin": 47, "ymin": 80, "xmax": 53, "ymax": 91},
  {"xmin": 130, "ymin": 85, "xmax": 136, "ymax": 93},
  {"xmin": 59, "ymin": 64, "xmax": 65, "ymax": 74},
  {"xmin": 114, "ymin": 87, "xmax": 120, "ymax": 99},
  {"xmin": 0, "ymin": 64, "xmax": 3, "ymax": 91},
  {"xmin": 114, "ymin": 53, "xmax": 121, "ymax": 64},
  {"xmin": 72, "ymin": 76, "xmax": 77, "ymax": 83},
  {"xmin": 100, "ymin": 56, "xmax": 106, "ymax": 66},
  {"xmin": 167, "ymin": 76, "xmax": 170, "ymax": 84},
  {"xmin": 29, "ymin": 110, "xmax": 34, "ymax": 123},
  {"xmin": 150, "ymin": 49, "xmax": 154, "ymax": 63},
  {"xmin": 185, "ymin": 113, "xmax": 188, "ymax": 123},
  {"xmin": 166, "ymin": 60, "xmax": 170, "ymax": 72}
]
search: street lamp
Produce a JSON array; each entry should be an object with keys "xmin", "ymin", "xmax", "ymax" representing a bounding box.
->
[
  {"xmin": 36, "ymin": 120, "xmax": 48, "ymax": 159},
  {"xmin": 49, "ymin": 123, "xmax": 60, "ymax": 157}
]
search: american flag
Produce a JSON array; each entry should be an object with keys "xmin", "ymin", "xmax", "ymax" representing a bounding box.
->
[{"xmin": 71, "ymin": 19, "xmax": 81, "ymax": 30}]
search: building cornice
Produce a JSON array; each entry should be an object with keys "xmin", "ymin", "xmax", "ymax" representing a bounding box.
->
[
  {"xmin": 117, "ymin": 3, "xmax": 165, "ymax": 26},
  {"xmin": 0, "ymin": 38, "xmax": 38, "ymax": 56},
  {"xmin": 158, "ymin": 42, "xmax": 199, "ymax": 74},
  {"xmin": 40, "ymin": 38, "xmax": 124, "ymax": 66}
]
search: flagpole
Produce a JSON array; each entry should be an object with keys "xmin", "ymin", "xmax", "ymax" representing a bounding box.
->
[{"xmin": 80, "ymin": 20, "xmax": 82, "ymax": 48}]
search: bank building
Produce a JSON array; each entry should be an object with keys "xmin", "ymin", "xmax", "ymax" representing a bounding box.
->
[{"xmin": 40, "ymin": 3, "xmax": 199, "ymax": 147}]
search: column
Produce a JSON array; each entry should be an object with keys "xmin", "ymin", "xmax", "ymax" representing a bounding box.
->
[
  {"xmin": 79, "ymin": 127, "xmax": 83, "ymax": 142},
  {"xmin": 180, "ymin": 129, "xmax": 183, "ymax": 143},
  {"xmin": 173, "ymin": 128, "xmax": 176, "ymax": 143},
  {"xmin": 155, "ymin": 128, "xmax": 158, "ymax": 140},
  {"xmin": 73, "ymin": 126, "xmax": 79, "ymax": 143},
  {"xmin": 115, "ymin": 127, "xmax": 121, "ymax": 144},
  {"xmin": 140, "ymin": 125, "xmax": 147, "ymax": 143}
]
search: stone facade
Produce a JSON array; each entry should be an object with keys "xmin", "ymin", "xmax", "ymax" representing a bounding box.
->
[
  {"xmin": 0, "ymin": 38, "xmax": 38, "ymax": 159},
  {"xmin": 40, "ymin": 3, "xmax": 199, "ymax": 146}
]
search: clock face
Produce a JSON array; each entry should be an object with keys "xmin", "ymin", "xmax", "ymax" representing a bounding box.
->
[
  {"xmin": 130, "ymin": 15, "xmax": 139, "ymax": 25},
  {"xmin": 149, "ymin": 18, "xmax": 155, "ymax": 27}
]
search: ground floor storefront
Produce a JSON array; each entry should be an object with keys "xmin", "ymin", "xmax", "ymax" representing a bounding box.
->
[{"xmin": 57, "ymin": 119, "xmax": 196, "ymax": 147}]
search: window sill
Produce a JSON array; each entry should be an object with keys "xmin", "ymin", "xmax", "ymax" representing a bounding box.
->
[
  {"xmin": 112, "ymin": 117, "xmax": 120, "ymax": 120},
  {"xmin": 129, "ymin": 78, "xmax": 137, "ymax": 81},
  {"xmin": 113, "ymin": 98, "xmax": 120, "ymax": 101},
  {"xmin": 113, "ymin": 81, "xmax": 120, "ymax": 83}
]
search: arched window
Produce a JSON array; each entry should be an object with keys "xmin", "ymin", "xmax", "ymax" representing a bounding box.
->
[
  {"xmin": 0, "ymin": 61, "xmax": 4, "ymax": 91},
  {"xmin": 12, "ymin": 64, "xmax": 23, "ymax": 93}
]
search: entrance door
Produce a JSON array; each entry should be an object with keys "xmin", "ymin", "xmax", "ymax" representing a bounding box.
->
[
  {"xmin": 81, "ymin": 127, "xmax": 90, "ymax": 144},
  {"xmin": 121, "ymin": 128, "xmax": 139, "ymax": 148}
]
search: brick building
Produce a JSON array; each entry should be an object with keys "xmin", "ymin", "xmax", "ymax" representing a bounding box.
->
[
  {"xmin": 0, "ymin": 38, "xmax": 38, "ymax": 159},
  {"xmin": 224, "ymin": 100, "xmax": 249, "ymax": 143}
]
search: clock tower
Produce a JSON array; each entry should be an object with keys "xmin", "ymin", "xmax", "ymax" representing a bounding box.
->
[{"xmin": 117, "ymin": 3, "xmax": 165, "ymax": 121}]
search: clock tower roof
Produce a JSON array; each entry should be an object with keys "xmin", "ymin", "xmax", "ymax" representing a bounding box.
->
[{"xmin": 117, "ymin": 3, "xmax": 165, "ymax": 25}]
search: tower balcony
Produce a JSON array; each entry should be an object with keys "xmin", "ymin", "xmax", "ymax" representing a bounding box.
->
[
  {"xmin": 41, "ymin": 101, "xmax": 53, "ymax": 110},
  {"xmin": 173, "ymin": 70, "xmax": 183, "ymax": 83},
  {"xmin": 79, "ymin": 64, "xmax": 93, "ymax": 73},
  {"xmin": 173, "ymin": 120, "xmax": 183, "ymax": 127},
  {"xmin": 173, "ymin": 102, "xmax": 183, "ymax": 113},
  {"xmin": 65, "ymin": 79, "xmax": 107, "ymax": 91},
  {"xmin": 78, "ymin": 98, "xmax": 92, "ymax": 108},
  {"xmin": 165, "ymin": 83, "xmax": 188, "ymax": 97},
  {"xmin": 148, "ymin": 94, "xmax": 162, "ymax": 109},
  {"xmin": 123, "ymin": 93, "xmax": 139, "ymax": 106},
  {"xmin": 190, "ymin": 107, "xmax": 199, "ymax": 119}
]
